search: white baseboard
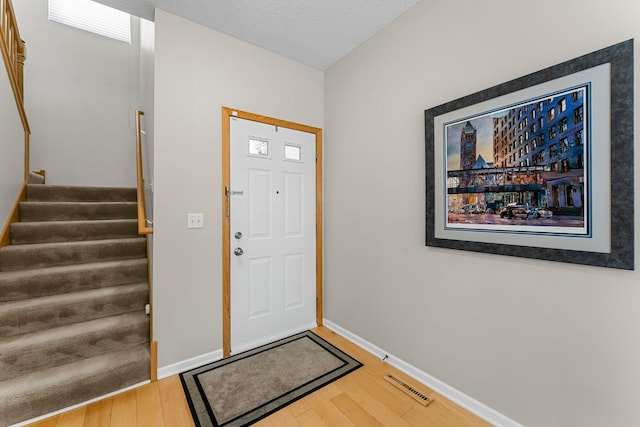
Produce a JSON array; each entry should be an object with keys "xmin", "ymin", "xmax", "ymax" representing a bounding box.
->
[
  {"xmin": 13, "ymin": 322, "xmax": 520, "ymax": 427},
  {"xmin": 323, "ymin": 319, "xmax": 524, "ymax": 427},
  {"xmin": 157, "ymin": 349, "xmax": 224, "ymax": 380}
]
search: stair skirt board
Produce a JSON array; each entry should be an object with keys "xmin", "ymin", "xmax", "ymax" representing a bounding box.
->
[{"xmin": 0, "ymin": 184, "xmax": 151, "ymax": 426}]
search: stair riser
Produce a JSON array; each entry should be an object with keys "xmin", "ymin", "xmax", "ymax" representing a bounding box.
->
[
  {"xmin": 0, "ymin": 239, "xmax": 146, "ymax": 272},
  {"xmin": 0, "ymin": 345, "xmax": 150, "ymax": 427},
  {"xmin": 19, "ymin": 202, "xmax": 137, "ymax": 221},
  {"xmin": 27, "ymin": 185, "xmax": 137, "ymax": 202},
  {"xmin": 10, "ymin": 220, "xmax": 139, "ymax": 245},
  {"xmin": 0, "ymin": 260, "xmax": 148, "ymax": 303},
  {"xmin": 0, "ymin": 285, "xmax": 148, "ymax": 338},
  {"xmin": 27, "ymin": 172, "xmax": 45, "ymax": 184},
  {"xmin": 0, "ymin": 314, "xmax": 149, "ymax": 382}
]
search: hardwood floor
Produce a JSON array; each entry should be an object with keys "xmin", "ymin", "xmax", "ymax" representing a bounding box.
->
[{"xmin": 27, "ymin": 327, "xmax": 491, "ymax": 427}]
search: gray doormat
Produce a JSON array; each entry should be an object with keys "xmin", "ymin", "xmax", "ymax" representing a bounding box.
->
[{"xmin": 180, "ymin": 331, "xmax": 362, "ymax": 427}]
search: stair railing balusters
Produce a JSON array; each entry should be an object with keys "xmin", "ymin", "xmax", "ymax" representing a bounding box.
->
[{"xmin": 0, "ymin": 0, "xmax": 30, "ymax": 249}]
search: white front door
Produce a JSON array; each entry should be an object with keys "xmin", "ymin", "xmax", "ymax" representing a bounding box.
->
[{"xmin": 229, "ymin": 116, "xmax": 317, "ymax": 352}]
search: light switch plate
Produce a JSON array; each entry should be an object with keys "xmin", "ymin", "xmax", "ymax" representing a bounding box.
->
[{"xmin": 187, "ymin": 213, "xmax": 204, "ymax": 229}]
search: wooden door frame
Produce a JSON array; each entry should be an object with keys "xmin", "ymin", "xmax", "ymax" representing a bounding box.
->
[{"xmin": 222, "ymin": 107, "xmax": 323, "ymax": 357}]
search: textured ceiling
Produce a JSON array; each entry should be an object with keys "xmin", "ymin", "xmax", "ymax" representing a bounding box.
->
[{"xmin": 92, "ymin": 0, "xmax": 420, "ymax": 70}]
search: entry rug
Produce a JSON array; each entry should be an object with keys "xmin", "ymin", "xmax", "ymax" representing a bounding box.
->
[{"xmin": 180, "ymin": 331, "xmax": 362, "ymax": 427}]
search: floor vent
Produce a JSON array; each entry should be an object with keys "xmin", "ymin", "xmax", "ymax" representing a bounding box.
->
[{"xmin": 383, "ymin": 374, "xmax": 434, "ymax": 407}]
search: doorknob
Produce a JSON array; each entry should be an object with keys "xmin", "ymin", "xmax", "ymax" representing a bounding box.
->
[{"xmin": 234, "ymin": 247, "xmax": 244, "ymax": 256}]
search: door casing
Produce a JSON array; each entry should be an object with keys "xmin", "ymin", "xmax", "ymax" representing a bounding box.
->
[{"xmin": 222, "ymin": 107, "xmax": 323, "ymax": 357}]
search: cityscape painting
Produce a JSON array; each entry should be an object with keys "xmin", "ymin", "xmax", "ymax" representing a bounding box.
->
[
  {"xmin": 425, "ymin": 39, "xmax": 634, "ymax": 269},
  {"xmin": 444, "ymin": 85, "xmax": 589, "ymax": 236}
]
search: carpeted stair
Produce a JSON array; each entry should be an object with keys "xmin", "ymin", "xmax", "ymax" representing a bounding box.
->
[{"xmin": 0, "ymin": 184, "xmax": 150, "ymax": 426}]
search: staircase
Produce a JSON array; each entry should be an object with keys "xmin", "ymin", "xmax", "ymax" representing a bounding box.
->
[{"xmin": 0, "ymin": 183, "xmax": 151, "ymax": 426}]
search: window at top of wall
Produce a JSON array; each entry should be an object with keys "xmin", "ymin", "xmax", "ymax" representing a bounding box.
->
[{"xmin": 48, "ymin": 0, "xmax": 131, "ymax": 44}]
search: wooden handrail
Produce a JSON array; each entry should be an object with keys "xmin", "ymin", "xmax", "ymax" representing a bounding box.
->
[
  {"xmin": 0, "ymin": 0, "xmax": 29, "ymax": 180},
  {"xmin": 0, "ymin": 0, "xmax": 30, "ymax": 249},
  {"xmin": 1, "ymin": 0, "xmax": 25, "ymax": 101},
  {"xmin": 135, "ymin": 110, "xmax": 153, "ymax": 235}
]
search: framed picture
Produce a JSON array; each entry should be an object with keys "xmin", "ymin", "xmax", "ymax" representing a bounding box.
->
[{"xmin": 425, "ymin": 39, "xmax": 634, "ymax": 270}]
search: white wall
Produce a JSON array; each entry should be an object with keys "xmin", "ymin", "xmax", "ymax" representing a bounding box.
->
[
  {"xmin": 13, "ymin": 0, "xmax": 136, "ymax": 187},
  {"xmin": 152, "ymin": 10, "xmax": 323, "ymax": 368},
  {"xmin": 324, "ymin": 1, "xmax": 640, "ymax": 426}
]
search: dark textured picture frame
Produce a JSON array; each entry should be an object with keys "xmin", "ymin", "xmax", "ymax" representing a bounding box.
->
[{"xmin": 425, "ymin": 39, "xmax": 634, "ymax": 270}]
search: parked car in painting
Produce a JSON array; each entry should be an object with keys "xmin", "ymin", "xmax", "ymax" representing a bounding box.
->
[
  {"xmin": 499, "ymin": 203, "xmax": 530, "ymax": 219},
  {"xmin": 528, "ymin": 207, "xmax": 553, "ymax": 219}
]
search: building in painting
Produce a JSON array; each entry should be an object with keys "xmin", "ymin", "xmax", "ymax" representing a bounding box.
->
[
  {"xmin": 492, "ymin": 88, "xmax": 586, "ymax": 212},
  {"xmin": 447, "ymin": 87, "xmax": 586, "ymax": 215},
  {"xmin": 460, "ymin": 121, "xmax": 477, "ymax": 170},
  {"xmin": 449, "ymin": 122, "xmax": 497, "ymax": 213}
]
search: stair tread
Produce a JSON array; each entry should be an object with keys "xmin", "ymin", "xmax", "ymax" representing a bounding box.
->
[
  {"xmin": 0, "ymin": 254, "xmax": 148, "ymax": 303},
  {"xmin": 0, "ymin": 282, "xmax": 148, "ymax": 312},
  {"xmin": 28, "ymin": 184, "xmax": 136, "ymax": 189},
  {"xmin": 0, "ymin": 311, "xmax": 148, "ymax": 349},
  {"xmin": 0, "ymin": 282, "xmax": 149, "ymax": 337},
  {"xmin": 0, "ymin": 344, "xmax": 150, "ymax": 426},
  {"xmin": 19, "ymin": 201, "xmax": 138, "ymax": 222},
  {"xmin": 0, "ymin": 312, "xmax": 149, "ymax": 382},
  {"xmin": 26, "ymin": 184, "xmax": 137, "ymax": 202},
  {"xmin": 11, "ymin": 218, "xmax": 138, "ymax": 226},
  {"xmin": 0, "ymin": 258, "xmax": 147, "ymax": 281},
  {"xmin": 10, "ymin": 219, "xmax": 140, "ymax": 245},
  {"xmin": 0, "ymin": 236, "xmax": 144, "ymax": 251},
  {"xmin": 20, "ymin": 201, "xmax": 137, "ymax": 205},
  {"xmin": 0, "ymin": 343, "xmax": 149, "ymax": 391},
  {"xmin": 28, "ymin": 184, "xmax": 135, "ymax": 190}
]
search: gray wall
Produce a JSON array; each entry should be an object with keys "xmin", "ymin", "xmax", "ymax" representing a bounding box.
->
[
  {"xmin": 14, "ymin": 0, "xmax": 136, "ymax": 187},
  {"xmin": 152, "ymin": 10, "xmax": 324, "ymax": 368},
  {"xmin": 323, "ymin": 0, "xmax": 640, "ymax": 426}
]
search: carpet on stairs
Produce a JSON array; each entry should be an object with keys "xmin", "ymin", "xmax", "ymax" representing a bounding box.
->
[{"xmin": 0, "ymin": 184, "xmax": 151, "ymax": 426}]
